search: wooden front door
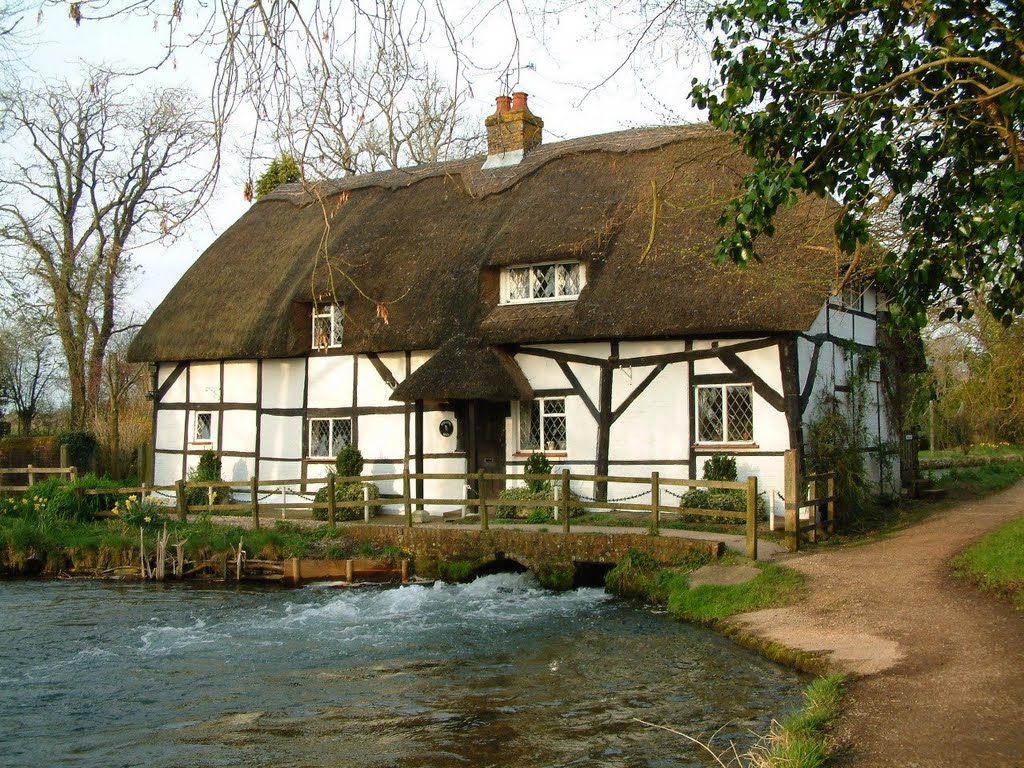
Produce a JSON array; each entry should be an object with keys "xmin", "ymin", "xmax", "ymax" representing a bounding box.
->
[{"xmin": 473, "ymin": 400, "xmax": 507, "ymax": 502}]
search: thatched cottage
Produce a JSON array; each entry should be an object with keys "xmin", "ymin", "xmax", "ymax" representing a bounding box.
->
[{"xmin": 128, "ymin": 94, "xmax": 896, "ymax": 515}]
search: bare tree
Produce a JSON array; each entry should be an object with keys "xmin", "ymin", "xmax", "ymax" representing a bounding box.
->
[
  {"xmin": 286, "ymin": 51, "xmax": 481, "ymax": 178},
  {"xmin": 0, "ymin": 314, "xmax": 62, "ymax": 435},
  {"xmin": 97, "ymin": 328, "xmax": 147, "ymax": 479},
  {"xmin": 0, "ymin": 73, "xmax": 214, "ymax": 428}
]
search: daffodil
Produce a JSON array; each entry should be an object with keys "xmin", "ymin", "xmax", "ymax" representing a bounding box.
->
[{"xmin": 143, "ymin": 516, "xmax": 151, "ymax": 523}]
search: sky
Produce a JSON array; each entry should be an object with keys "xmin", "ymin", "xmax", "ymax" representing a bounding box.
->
[{"xmin": 10, "ymin": 2, "xmax": 711, "ymax": 319}]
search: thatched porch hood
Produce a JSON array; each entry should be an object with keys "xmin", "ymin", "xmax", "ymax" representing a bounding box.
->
[{"xmin": 127, "ymin": 124, "xmax": 839, "ymax": 365}]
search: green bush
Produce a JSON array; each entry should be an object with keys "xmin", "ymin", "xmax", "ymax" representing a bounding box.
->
[
  {"xmin": 703, "ymin": 454, "xmax": 738, "ymax": 482},
  {"xmin": 185, "ymin": 451, "xmax": 231, "ymax": 507},
  {"xmin": 680, "ymin": 487, "xmax": 769, "ymax": 520},
  {"xmin": 495, "ymin": 486, "xmax": 583, "ymax": 519},
  {"xmin": 334, "ymin": 445, "xmax": 364, "ymax": 480},
  {"xmin": 312, "ymin": 481, "xmax": 380, "ymax": 521},
  {"xmin": 523, "ymin": 452, "xmax": 553, "ymax": 492},
  {"xmin": 58, "ymin": 431, "xmax": 98, "ymax": 471}
]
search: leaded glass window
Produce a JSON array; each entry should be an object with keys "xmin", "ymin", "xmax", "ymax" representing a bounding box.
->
[
  {"xmin": 309, "ymin": 417, "xmax": 352, "ymax": 458},
  {"xmin": 502, "ymin": 261, "xmax": 585, "ymax": 304},
  {"xmin": 194, "ymin": 412, "xmax": 212, "ymax": 442},
  {"xmin": 519, "ymin": 398, "xmax": 568, "ymax": 451},
  {"xmin": 312, "ymin": 304, "xmax": 344, "ymax": 349},
  {"xmin": 696, "ymin": 384, "xmax": 754, "ymax": 443}
]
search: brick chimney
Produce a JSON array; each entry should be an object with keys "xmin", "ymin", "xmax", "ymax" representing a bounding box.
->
[{"xmin": 482, "ymin": 91, "xmax": 543, "ymax": 169}]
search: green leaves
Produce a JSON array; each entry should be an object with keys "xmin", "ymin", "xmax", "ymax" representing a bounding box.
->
[{"xmin": 694, "ymin": 0, "xmax": 1024, "ymax": 323}]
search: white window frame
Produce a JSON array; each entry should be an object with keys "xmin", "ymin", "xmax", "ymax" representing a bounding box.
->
[
  {"xmin": 832, "ymin": 284, "xmax": 864, "ymax": 312},
  {"xmin": 694, "ymin": 384, "xmax": 755, "ymax": 444},
  {"xmin": 308, "ymin": 417, "xmax": 352, "ymax": 459},
  {"xmin": 193, "ymin": 411, "xmax": 213, "ymax": 444},
  {"xmin": 518, "ymin": 397, "xmax": 568, "ymax": 452},
  {"xmin": 312, "ymin": 304, "xmax": 344, "ymax": 350},
  {"xmin": 500, "ymin": 261, "xmax": 585, "ymax": 305}
]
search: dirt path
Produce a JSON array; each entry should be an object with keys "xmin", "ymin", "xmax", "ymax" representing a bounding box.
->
[{"xmin": 731, "ymin": 481, "xmax": 1024, "ymax": 767}]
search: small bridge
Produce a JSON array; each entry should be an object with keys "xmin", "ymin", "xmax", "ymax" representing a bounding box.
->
[{"xmin": 340, "ymin": 524, "xmax": 724, "ymax": 588}]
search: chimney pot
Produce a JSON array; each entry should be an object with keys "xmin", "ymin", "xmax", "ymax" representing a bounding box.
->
[
  {"xmin": 511, "ymin": 91, "xmax": 529, "ymax": 112},
  {"xmin": 495, "ymin": 95, "xmax": 511, "ymax": 114}
]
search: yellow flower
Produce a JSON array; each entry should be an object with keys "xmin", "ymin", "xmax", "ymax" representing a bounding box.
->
[
  {"xmin": 128, "ymin": 495, "xmax": 138, "ymax": 503},
  {"xmin": 143, "ymin": 516, "xmax": 151, "ymax": 523}
]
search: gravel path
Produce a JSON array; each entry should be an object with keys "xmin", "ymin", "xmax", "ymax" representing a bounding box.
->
[{"xmin": 730, "ymin": 481, "xmax": 1024, "ymax": 767}]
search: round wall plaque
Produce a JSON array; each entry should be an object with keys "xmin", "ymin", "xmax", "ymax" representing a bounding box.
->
[{"xmin": 439, "ymin": 419, "xmax": 454, "ymax": 437}]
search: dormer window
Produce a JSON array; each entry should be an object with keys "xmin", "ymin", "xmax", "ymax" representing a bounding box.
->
[
  {"xmin": 501, "ymin": 261, "xmax": 584, "ymax": 304},
  {"xmin": 312, "ymin": 304, "xmax": 344, "ymax": 350}
]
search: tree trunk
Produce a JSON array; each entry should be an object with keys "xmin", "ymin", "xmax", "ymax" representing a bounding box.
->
[{"xmin": 18, "ymin": 410, "xmax": 33, "ymax": 436}]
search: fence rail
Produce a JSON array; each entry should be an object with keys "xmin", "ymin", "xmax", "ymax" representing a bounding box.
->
[
  {"xmin": 10, "ymin": 466, "xmax": 762, "ymax": 560},
  {"xmin": 0, "ymin": 464, "xmax": 78, "ymax": 493}
]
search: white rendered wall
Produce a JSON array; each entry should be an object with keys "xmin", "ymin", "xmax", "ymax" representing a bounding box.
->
[
  {"xmin": 307, "ymin": 356, "xmax": 353, "ymax": 408},
  {"xmin": 188, "ymin": 363, "xmax": 221, "ymax": 403},
  {"xmin": 223, "ymin": 362, "xmax": 258, "ymax": 402}
]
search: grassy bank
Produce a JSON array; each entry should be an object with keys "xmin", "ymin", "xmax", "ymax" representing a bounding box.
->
[
  {"xmin": 605, "ymin": 550, "xmax": 806, "ymax": 623},
  {"xmin": 930, "ymin": 461, "xmax": 1024, "ymax": 500},
  {"xmin": 952, "ymin": 516, "xmax": 1024, "ymax": 609},
  {"xmin": 0, "ymin": 513, "xmax": 404, "ymax": 577},
  {"xmin": 752, "ymin": 674, "xmax": 846, "ymax": 768}
]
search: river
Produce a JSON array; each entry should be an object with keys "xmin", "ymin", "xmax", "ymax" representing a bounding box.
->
[{"xmin": 0, "ymin": 574, "xmax": 804, "ymax": 767}]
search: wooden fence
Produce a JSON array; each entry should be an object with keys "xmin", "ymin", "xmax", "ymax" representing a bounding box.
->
[
  {"xmin": 783, "ymin": 448, "xmax": 837, "ymax": 552},
  {"xmin": 71, "ymin": 468, "xmax": 763, "ymax": 561},
  {"xmin": 0, "ymin": 464, "xmax": 77, "ymax": 493}
]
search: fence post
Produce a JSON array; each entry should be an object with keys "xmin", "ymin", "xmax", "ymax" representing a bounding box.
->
[
  {"xmin": 27, "ymin": 464, "xmax": 34, "ymax": 488},
  {"xmin": 561, "ymin": 469, "xmax": 570, "ymax": 533},
  {"xmin": 60, "ymin": 445, "xmax": 70, "ymax": 470},
  {"xmin": 784, "ymin": 448, "xmax": 800, "ymax": 552},
  {"xmin": 827, "ymin": 473, "xmax": 837, "ymax": 535},
  {"xmin": 808, "ymin": 479, "xmax": 818, "ymax": 543},
  {"xmin": 207, "ymin": 485, "xmax": 214, "ymax": 511},
  {"xmin": 403, "ymin": 463, "xmax": 412, "ymax": 528},
  {"xmin": 250, "ymin": 476, "xmax": 260, "ymax": 530},
  {"xmin": 327, "ymin": 474, "xmax": 337, "ymax": 528},
  {"xmin": 746, "ymin": 475, "xmax": 758, "ymax": 561},
  {"xmin": 650, "ymin": 471, "xmax": 660, "ymax": 535},
  {"xmin": 363, "ymin": 484, "xmax": 370, "ymax": 522},
  {"xmin": 175, "ymin": 479, "xmax": 186, "ymax": 523},
  {"xmin": 479, "ymin": 469, "xmax": 489, "ymax": 531}
]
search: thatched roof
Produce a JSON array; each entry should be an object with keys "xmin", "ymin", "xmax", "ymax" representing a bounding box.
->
[
  {"xmin": 128, "ymin": 124, "xmax": 842, "ymax": 364},
  {"xmin": 391, "ymin": 336, "xmax": 533, "ymax": 402}
]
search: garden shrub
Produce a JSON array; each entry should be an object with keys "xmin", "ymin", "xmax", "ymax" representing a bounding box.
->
[
  {"xmin": 185, "ymin": 450, "xmax": 232, "ymax": 507},
  {"xmin": 680, "ymin": 455, "xmax": 767, "ymax": 520},
  {"xmin": 58, "ymin": 431, "xmax": 98, "ymax": 471},
  {"xmin": 312, "ymin": 446, "xmax": 379, "ymax": 521},
  {"xmin": 523, "ymin": 452, "xmax": 553, "ymax": 492},
  {"xmin": 495, "ymin": 486, "xmax": 583, "ymax": 519},
  {"xmin": 312, "ymin": 481, "xmax": 380, "ymax": 521},
  {"xmin": 702, "ymin": 454, "xmax": 738, "ymax": 482},
  {"xmin": 334, "ymin": 445, "xmax": 364, "ymax": 480},
  {"xmin": 806, "ymin": 402, "xmax": 871, "ymax": 522}
]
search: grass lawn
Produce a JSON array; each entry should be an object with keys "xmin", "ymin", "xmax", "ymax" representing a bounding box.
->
[
  {"xmin": 929, "ymin": 461, "xmax": 1024, "ymax": 500},
  {"xmin": 920, "ymin": 443, "xmax": 1024, "ymax": 461},
  {"xmin": 952, "ymin": 516, "xmax": 1024, "ymax": 610}
]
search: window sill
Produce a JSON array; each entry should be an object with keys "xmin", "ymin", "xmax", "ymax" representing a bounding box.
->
[
  {"xmin": 500, "ymin": 297, "xmax": 579, "ymax": 306},
  {"xmin": 190, "ymin": 440, "xmax": 212, "ymax": 446},
  {"xmin": 514, "ymin": 451, "xmax": 568, "ymax": 458},
  {"xmin": 693, "ymin": 442, "xmax": 760, "ymax": 451}
]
